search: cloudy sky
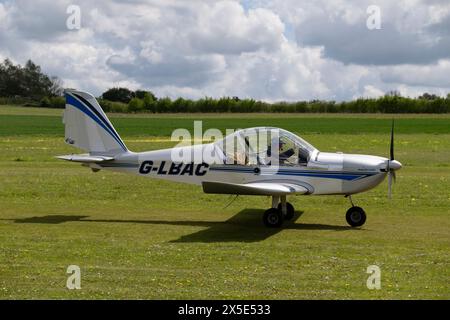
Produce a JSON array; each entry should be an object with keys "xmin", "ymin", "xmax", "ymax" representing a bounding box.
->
[{"xmin": 1, "ymin": 0, "xmax": 449, "ymax": 101}]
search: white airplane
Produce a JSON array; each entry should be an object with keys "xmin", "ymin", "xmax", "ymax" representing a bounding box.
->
[{"xmin": 58, "ymin": 90, "xmax": 402, "ymax": 228}]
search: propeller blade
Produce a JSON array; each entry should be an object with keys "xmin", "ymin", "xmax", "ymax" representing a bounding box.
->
[
  {"xmin": 388, "ymin": 172, "xmax": 392, "ymax": 199},
  {"xmin": 387, "ymin": 121, "xmax": 398, "ymax": 199},
  {"xmin": 390, "ymin": 119, "xmax": 395, "ymax": 160}
]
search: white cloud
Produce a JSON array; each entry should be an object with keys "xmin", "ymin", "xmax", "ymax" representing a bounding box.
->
[
  {"xmin": 262, "ymin": 0, "xmax": 450, "ymax": 65},
  {"xmin": 380, "ymin": 60, "xmax": 450, "ymax": 88},
  {"xmin": 361, "ymin": 85, "xmax": 384, "ymax": 99},
  {"xmin": 0, "ymin": 0, "xmax": 449, "ymax": 101},
  {"xmin": 188, "ymin": 3, "xmax": 285, "ymax": 54}
]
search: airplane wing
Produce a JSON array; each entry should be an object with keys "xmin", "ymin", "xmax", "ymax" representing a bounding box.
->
[
  {"xmin": 202, "ymin": 181, "xmax": 309, "ymax": 196},
  {"xmin": 56, "ymin": 154, "xmax": 114, "ymax": 163}
]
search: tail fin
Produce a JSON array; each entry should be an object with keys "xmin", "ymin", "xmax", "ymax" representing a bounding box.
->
[{"xmin": 63, "ymin": 89, "xmax": 128, "ymax": 155}]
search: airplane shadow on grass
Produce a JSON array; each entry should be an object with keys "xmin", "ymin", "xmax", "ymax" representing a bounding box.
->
[{"xmin": 9, "ymin": 209, "xmax": 357, "ymax": 243}]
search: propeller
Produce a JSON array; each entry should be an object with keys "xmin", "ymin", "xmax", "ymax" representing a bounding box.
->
[{"xmin": 386, "ymin": 119, "xmax": 402, "ymax": 198}]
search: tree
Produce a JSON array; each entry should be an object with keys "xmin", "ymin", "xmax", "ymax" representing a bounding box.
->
[
  {"xmin": 0, "ymin": 59, "xmax": 61, "ymax": 99},
  {"xmin": 102, "ymin": 87, "xmax": 134, "ymax": 103},
  {"xmin": 172, "ymin": 97, "xmax": 190, "ymax": 112},
  {"xmin": 22, "ymin": 60, "xmax": 55, "ymax": 98},
  {"xmin": 135, "ymin": 89, "xmax": 156, "ymax": 101},
  {"xmin": 143, "ymin": 92, "xmax": 157, "ymax": 112},
  {"xmin": 156, "ymin": 97, "xmax": 172, "ymax": 113},
  {"xmin": 385, "ymin": 90, "xmax": 401, "ymax": 97},
  {"xmin": 419, "ymin": 92, "xmax": 438, "ymax": 100},
  {"xmin": 50, "ymin": 76, "xmax": 64, "ymax": 96},
  {"xmin": 128, "ymin": 97, "xmax": 144, "ymax": 112},
  {"xmin": 0, "ymin": 59, "xmax": 21, "ymax": 97}
]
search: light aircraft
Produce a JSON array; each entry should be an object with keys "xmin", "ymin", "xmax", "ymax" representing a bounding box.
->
[{"xmin": 58, "ymin": 90, "xmax": 402, "ymax": 228}]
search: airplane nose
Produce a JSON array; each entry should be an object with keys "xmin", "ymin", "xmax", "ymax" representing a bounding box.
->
[{"xmin": 389, "ymin": 160, "xmax": 402, "ymax": 171}]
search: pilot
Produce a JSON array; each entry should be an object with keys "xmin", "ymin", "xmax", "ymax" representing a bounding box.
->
[
  {"xmin": 267, "ymin": 139, "xmax": 295, "ymax": 165},
  {"xmin": 278, "ymin": 140, "xmax": 295, "ymax": 164}
]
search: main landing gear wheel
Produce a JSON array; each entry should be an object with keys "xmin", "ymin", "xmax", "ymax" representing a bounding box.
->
[
  {"xmin": 346, "ymin": 206, "xmax": 366, "ymax": 227},
  {"xmin": 263, "ymin": 208, "xmax": 284, "ymax": 228},
  {"xmin": 277, "ymin": 202, "xmax": 295, "ymax": 220}
]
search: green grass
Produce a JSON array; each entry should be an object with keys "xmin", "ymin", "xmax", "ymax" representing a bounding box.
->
[
  {"xmin": 0, "ymin": 106, "xmax": 449, "ymax": 299},
  {"xmin": 1, "ymin": 114, "xmax": 450, "ymax": 137}
]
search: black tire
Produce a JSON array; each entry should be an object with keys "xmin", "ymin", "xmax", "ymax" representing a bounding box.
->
[
  {"xmin": 277, "ymin": 202, "xmax": 295, "ymax": 220},
  {"xmin": 263, "ymin": 208, "xmax": 284, "ymax": 228},
  {"xmin": 346, "ymin": 206, "xmax": 366, "ymax": 227}
]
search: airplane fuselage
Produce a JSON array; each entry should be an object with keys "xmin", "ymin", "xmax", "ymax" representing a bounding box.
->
[{"xmin": 91, "ymin": 143, "xmax": 389, "ymax": 196}]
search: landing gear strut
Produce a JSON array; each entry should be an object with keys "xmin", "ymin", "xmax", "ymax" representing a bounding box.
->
[
  {"xmin": 345, "ymin": 195, "xmax": 366, "ymax": 227},
  {"xmin": 263, "ymin": 196, "xmax": 295, "ymax": 228},
  {"xmin": 277, "ymin": 202, "xmax": 294, "ymax": 220}
]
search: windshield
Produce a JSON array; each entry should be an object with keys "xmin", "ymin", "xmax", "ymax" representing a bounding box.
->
[{"xmin": 215, "ymin": 127, "xmax": 318, "ymax": 166}]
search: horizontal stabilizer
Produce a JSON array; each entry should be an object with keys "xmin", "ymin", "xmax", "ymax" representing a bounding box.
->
[{"xmin": 56, "ymin": 154, "xmax": 114, "ymax": 163}]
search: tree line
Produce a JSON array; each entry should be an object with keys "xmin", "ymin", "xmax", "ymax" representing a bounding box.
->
[
  {"xmin": 0, "ymin": 58, "xmax": 449, "ymax": 113},
  {"xmin": 0, "ymin": 59, "xmax": 63, "ymax": 103}
]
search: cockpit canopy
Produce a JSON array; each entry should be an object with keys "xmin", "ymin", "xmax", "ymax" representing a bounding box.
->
[{"xmin": 215, "ymin": 127, "xmax": 318, "ymax": 166}]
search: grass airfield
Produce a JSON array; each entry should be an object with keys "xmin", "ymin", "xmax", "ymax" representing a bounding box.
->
[{"xmin": 0, "ymin": 106, "xmax": 449, "ymax": 299}]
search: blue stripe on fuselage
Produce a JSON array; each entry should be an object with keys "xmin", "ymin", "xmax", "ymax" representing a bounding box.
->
[{"xmin": 209, "ymin": 167, "xmax": 376, "ymax": 181}]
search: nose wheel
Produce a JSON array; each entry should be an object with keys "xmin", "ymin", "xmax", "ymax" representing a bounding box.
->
[
  {"xmin": 345, "ymin": 196, "xmax": 366, "ymax": 227},
  {"xmin": 346, "ymin": 206, "xmax": 366, "ymax": 227}
]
